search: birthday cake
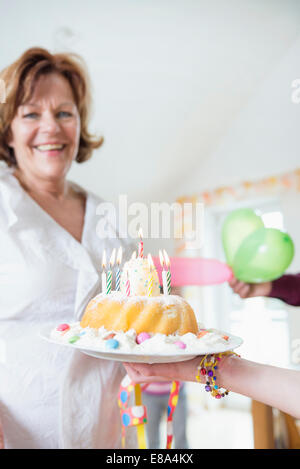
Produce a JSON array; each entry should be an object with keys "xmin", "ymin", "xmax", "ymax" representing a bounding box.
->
[{"xmin": 50, "ymin": 249, "xmax": 233, "ymax": 356}]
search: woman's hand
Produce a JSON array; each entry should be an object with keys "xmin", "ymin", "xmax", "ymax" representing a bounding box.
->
[
  {"xmin": 229, "ymin": 276, "xmax": 272, "ymax": 299},
  {"xmin": 123, "ymin": 357, "xmax": 203, "ymax": 384}
]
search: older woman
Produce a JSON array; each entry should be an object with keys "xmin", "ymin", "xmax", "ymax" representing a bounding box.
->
[{"xmin": 0, "ymin": 48, "xmax": 133, "ymax": 449}]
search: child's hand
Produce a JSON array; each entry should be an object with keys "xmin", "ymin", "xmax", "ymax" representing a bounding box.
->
[
  {"xmin": 229, "ymin": 276, "xmax": 272, "ymax": 299},
  {"xmin": 123, "ymin": 363, "xmax": 173, "ymax": 383},
  {"xmin": 123, "ymin": 357, "xmax": 203, "ymax": 384}
]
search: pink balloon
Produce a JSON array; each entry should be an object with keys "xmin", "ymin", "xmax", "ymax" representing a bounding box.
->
[{"xmin": 153, "ymin": 257, "xmax": 233, "ymax": 287}]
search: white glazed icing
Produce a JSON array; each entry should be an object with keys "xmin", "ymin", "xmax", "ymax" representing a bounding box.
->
[
  {"xmin": 50, "ymin": 321, "xmax": 230, "ymax": 355},
  {"xmin": 120, "ymin": 257, "xmax": 160, "ymax": 296}
]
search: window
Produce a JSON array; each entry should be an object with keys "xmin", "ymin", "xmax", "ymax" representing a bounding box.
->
[
  {"xmin": 227, "ymin": 209, "xmax": 290, "ymax": 367},
  {"xmin": 182, "ymin": 197, "xmax": 291, "ymax": 411}
]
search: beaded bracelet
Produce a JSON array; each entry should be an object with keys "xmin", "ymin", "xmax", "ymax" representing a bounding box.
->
[{"xmin": 195, "ymin": 351, "xmax": 240, "ymax": 399}]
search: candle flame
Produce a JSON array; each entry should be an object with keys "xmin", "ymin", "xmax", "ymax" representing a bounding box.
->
[
  {"xmin": 163, "ymin": 249, "xmax": 170, "ymax": 268},
  {"xmin": 138, "ymin": 226, "xmax": 143, "ymax": 239},
  {"xmin": 147, "ymin": 253, "xmax": 154, "ymax": 271},
  {"xmin": 102, "ymin": 250, "xmax": 107, "ymax": 269},
  {"xmin": 116, "ymin": 246, "xmax": 123, "ymax": 265},
  {"xmin": 159, "ymin": 250, "xmax": 165, "ymax": 268},
  {"xmin": 109, "ymin": 248, "xmax": 116, "ymax": 267},
  {"xmin": 131, "ymin": 251, "xmax": 137, "ymax": 260}
]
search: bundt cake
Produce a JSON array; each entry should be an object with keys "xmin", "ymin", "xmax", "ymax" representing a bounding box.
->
[
  {"xmin": 80, "ymin": 292, "xmax": 198, "ymax": 335},
  {"xmin": 51, "ymin": 250, "xmax": 237, "ymax": 356},
  {"xmin": 80, "ymin": 255, "xmax": 199, "ymax": 336}
]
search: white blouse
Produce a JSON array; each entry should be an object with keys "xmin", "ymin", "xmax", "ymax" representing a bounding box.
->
[{"xmin": 0, "ymin": 165, "xmax": 134, "ymax": 449}]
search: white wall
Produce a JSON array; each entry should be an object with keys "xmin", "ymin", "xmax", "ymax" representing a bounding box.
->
[
  {"xmin": 175, "ymin": 34, "xmax": 300, "ymax": 201},
  {"xmin": 1, "ymin": 0, "xmax": 300, "ymax": 254}
]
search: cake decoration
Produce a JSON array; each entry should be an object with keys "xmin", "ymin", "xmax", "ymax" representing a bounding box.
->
[
  {"xmin": 174, "ymin": 341, "xmax": 186, "ymax": 350},
  {"xmin": 51, "ymin": 243, "xmax": 232, "ymax": 354},
  {"xmin": 120, "ymin": 256, "xmax": 160, "ymax": 297},
  {"xmin": 106, "ymin": 249, "xmax": 116, "ymax": 294},
  {"xmin": 136, "ymin": 332, "xmax": 151, "ymax": 344},
  {"xmin": 105, "ymin": 338, "xmax": 119, "ymax": 350},
  {"xmin": 115, "ymin": 247, "xmax": 122, "ymax": 291},
  {"xmin": 48, "ymin": 231, "xmax": 242, "ymax": 450},
  {"xmin": 56, "ymin": 323, "xmax": 70, "ymax": 332}
]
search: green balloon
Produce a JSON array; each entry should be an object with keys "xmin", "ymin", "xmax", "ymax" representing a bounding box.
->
[
  {"xmin": 233, "ymin": 228, "xmax": 294, "ymax": 283},
  {"xmin": 222, "ymin": 208, "xmax": 264, "ymax": 266}
]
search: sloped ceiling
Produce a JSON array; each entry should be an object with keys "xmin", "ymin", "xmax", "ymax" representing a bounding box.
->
[{"xmin": 1, "ymin": 0, "xmax": 300, "ymax": 206}]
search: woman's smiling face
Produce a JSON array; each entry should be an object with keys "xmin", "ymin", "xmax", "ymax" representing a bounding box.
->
[{"xmin": 8, "ymin": 72, "xmax": 81, "ymax": 182}]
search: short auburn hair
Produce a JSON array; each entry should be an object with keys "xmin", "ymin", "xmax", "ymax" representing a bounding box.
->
[{"xmin": 0, "ymin": 47, "xmax": 103, "ymax": 166}]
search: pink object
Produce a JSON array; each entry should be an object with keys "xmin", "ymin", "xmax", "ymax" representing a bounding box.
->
[
  {"xmin": 153, "ymin": 257, "xmax": 233, "ymax": 287},
  {"xmin": 125, "ymin": 272, "xmax": 130, "ymax": 296},
  {"xmin": 104, "ymin": 333, "xmax": 116, "ymax": 340},
  {"xmin": 136, "ymin": 332, "xmax": 151, "ymax": 344},
  {"xmin": 138, "ymin": 240, "xmax": 144, "ymax": 258},
  {"xmin": 57, "ymin": 323, "xmax": 70, "ymax": 332},
  {"xmin": 175, "ymin": 341, "xmax": 186, "ymax": 349}
]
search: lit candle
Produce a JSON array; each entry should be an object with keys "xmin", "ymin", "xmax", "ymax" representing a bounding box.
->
[
  {"xmin": 159, "ymin": 249, "xmax": 168, "ymax": 295},
  {"xmin": 125, "ymin": 271, "xmax": 130, "ymax": 297},
  {"xmin": 116, "ymin": 247, "xmax": 123, "ymax": 291},
  {"xmin": 147, "ymin": 253, "xmax": 154, "ymax": 297},
  {"xmin": 138, "ymin": 227, "xmax": 144, "ymax": 258},
  {"xmin": 106, "ymin": 248, "xmax": 116, "ymax": 294},
  {"xmin": 131, "ymin": 250, "xmax": 137, "ymax": 260},
  {"xmin": 101, "ymin": 250, "xmax": 107, "ymax": 294},
  {"xmin": 163, "ymin": 249, "xmax": 171, "ymax": 295}
]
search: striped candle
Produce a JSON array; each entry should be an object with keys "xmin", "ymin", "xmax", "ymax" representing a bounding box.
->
[
  {"xmin": 147, "ymin": 253, "xmax": 154, "ymax": 296},
  {"xmin": 106, "ymin": 270, "xmax": 112, "ymax": 294},
  {"xmin": 148, "ymin": 273, "xmax": 153, "ymax": 297},
  {"xmin": 163, "ymin": 249, "xmax": 171, "ymax": 295},
  {"xmin": 116, "ymin": 269, "xmax": 120, "ymax": 291},
  {"xmin": 125, "ymin": 272, "xmax": 130, "ymax": 297},
  {"xmin": 166, "ymin": 270, "xmax": 171, "ymax": 295},
  {"xmin": 159, "ymin": 249, "xmax": 168, "ymax": 295},
  {"xmin": 106, "ymin": 249, "xmax": 116, "ymax": 294},
  {"xmin": 138, "ymin": 244, "xmax": 143, "ymax": 258},
  {"xmin": 138, "ymin": 227, "xmax": 143, "ymax": 258},
  {"xmin": 116, "ymin": 247, "xmax": 122, "ymax": 291}
]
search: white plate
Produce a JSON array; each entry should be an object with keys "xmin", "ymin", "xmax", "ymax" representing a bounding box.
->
[{"xmin": 40, "ymin": 326, "xmax": 243, "ymax": 364}]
